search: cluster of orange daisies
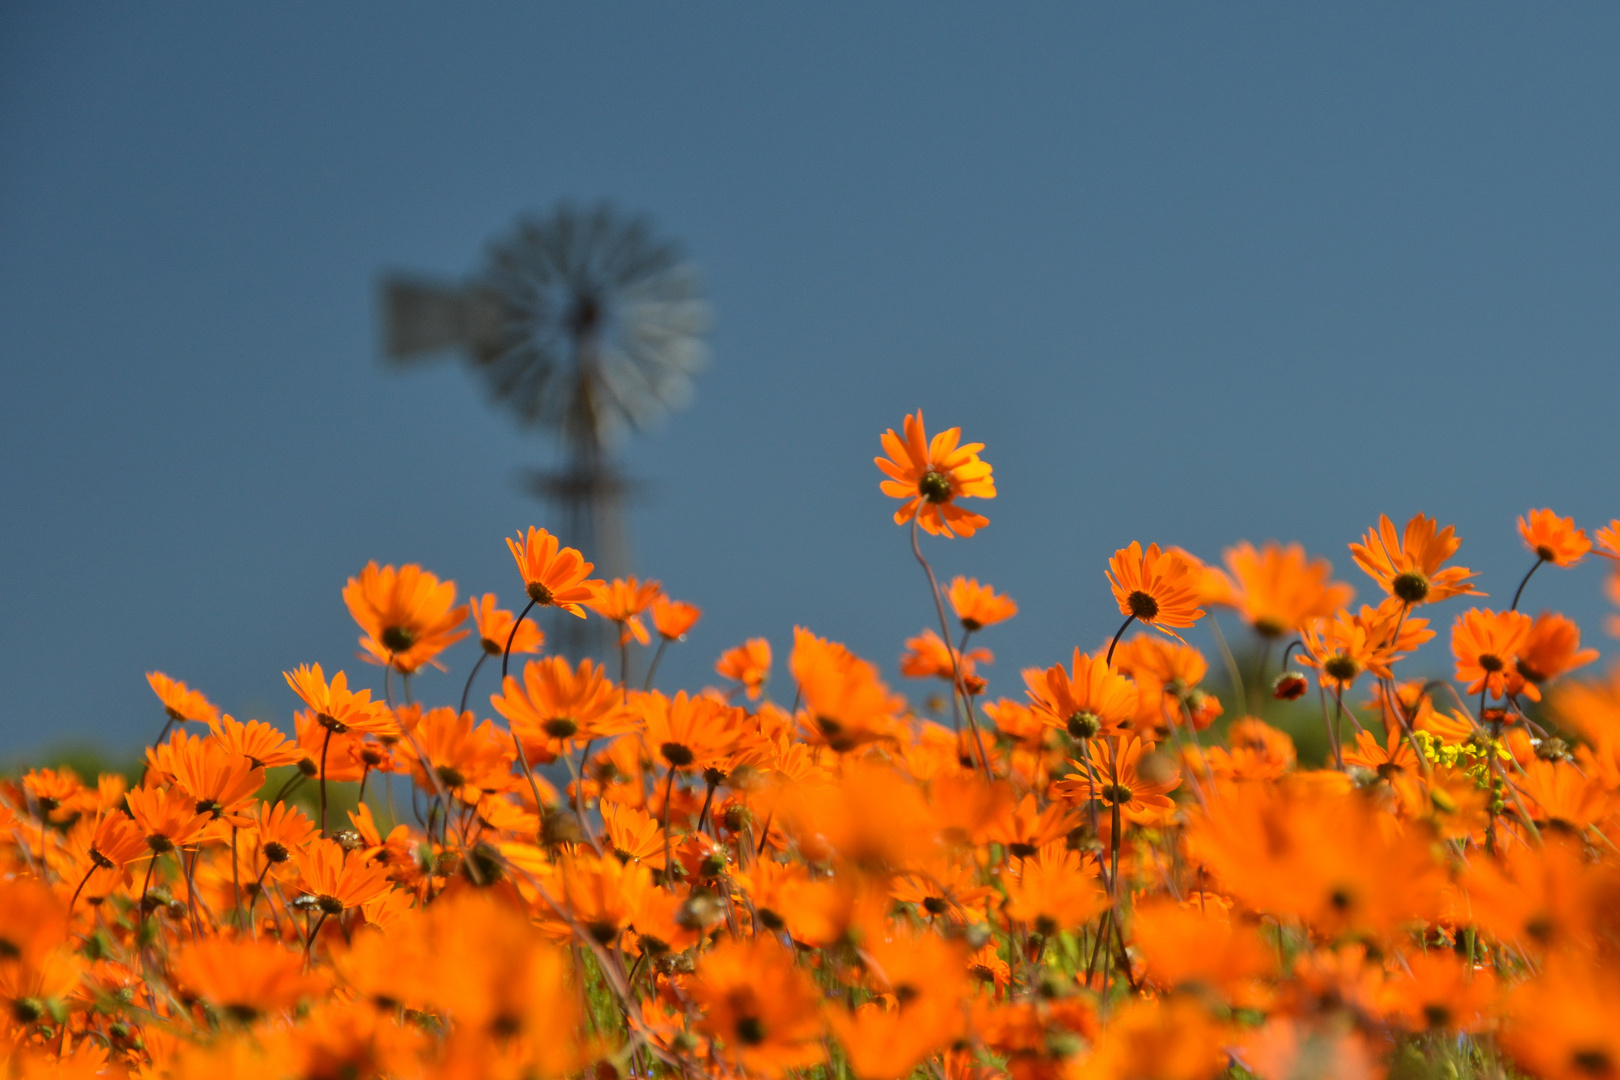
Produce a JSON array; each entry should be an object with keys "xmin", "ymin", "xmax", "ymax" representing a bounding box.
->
[{"xmin": 4, "ymin": 410, "xmax": 1620, "ymax": 1080}]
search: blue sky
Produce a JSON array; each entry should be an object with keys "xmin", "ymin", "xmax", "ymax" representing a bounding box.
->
[{"xmin": 3, "ymin": 5, "xmax": 1618, "ymax": 755}]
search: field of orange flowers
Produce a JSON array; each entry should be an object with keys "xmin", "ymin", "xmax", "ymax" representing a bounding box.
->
[{"xmin": 5, "ymin": 409, "xmax": 1620, "ymax": 1079}]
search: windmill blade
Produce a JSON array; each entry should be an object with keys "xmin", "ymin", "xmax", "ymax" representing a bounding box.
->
[{"xmin": 379, "ymin": 276, "xmax": 511, "ymax": 364}]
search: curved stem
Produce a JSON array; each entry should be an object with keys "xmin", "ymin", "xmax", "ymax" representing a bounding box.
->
[
  {"xmin": 909, "ymin": 520, "xmax": 992, "ymax": 779},
  {"xmin": 270, "ymin": 771, "xmax": 305, "ymax": 807},
  {"xmin": 1510, "ymin": 557, "xmax": 1545, "ymax": 612},
  {"xmin": 620, "ymin": 635, "xmax": 631, "ymax": 701},
  {"xmin": 502, "ymin": 599, "xmax": 538, "ymax": 681},
  {"xmin": 459, "ymin": 652, "xmax": 489, "ymax": 715},
  {"xmin": 1105, "ymin": 614, "xmax": 1136, "ymax": 668},
  {"xmin": 643, "ymin": 638, "xmax": 670, "ymax": 692},
  {"xmin": 67, "ymin": 864, "xmax": 96, "ymax": 921},
  {"xmin": 661, "ymin": 768, "xmax": 677, "ymax": 887},
  {"xmin": 317, "ymin": 728, "xmax": 334, "ymax": 838}
]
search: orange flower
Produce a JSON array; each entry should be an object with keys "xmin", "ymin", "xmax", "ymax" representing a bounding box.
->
[
  {"xmin": 396, "ymin": 707, "xmax": 515, "ymax": 797},
  {"xmin": 1499, "ymin": 957, "xmax": 1620, "ymax": 1080},
  {"xmin": 1342, "ymin": 727, "xmax": 1417, "ymax": 779},
  {"xmin": 506, "ymin": 526, "xmax": 603, "ymax": 618},
  {"xmin": 900, "ymin": 628, "xmax": 990, "ymax": 688},
  {"xmin": 1350, "ymin": 512, "xmax": 1481, "ymax": 606},
  {"xmin": 948, "ymin": 577, "xmax": 1017, "ymax": 631},
  {"xmin": 1023, "ymin": 649, "xmax": 1138, "ymax": 740},
  {"xmin": 716, "ymin": 638, "xmax": 772, "ymax": 700},
  {"xmin": 1451, "ymin": 608, "xmax": 1533, "ymax": 701},
  {"xmin": 1209, "ymin": 541, "xmax": 1353, "ymax": 637},
  {"xmin": 168, "ymin": 733, "xmax": 264, "ymax": 824},
  {"xmin": 585, "ymin": 576, "xmax": 662, "ymax": 645},
  {"xmin": 1595, "ymin": 519, "xmax": 1620, "ymax": 559},
  {"xmin": 651, "ymin": 596, "xmax": 701, "ymax": 640},
  {"xmin": 1519, "ymin": 508, "xmax": 1591, "ymax": 567},
  {"xmin": 172, "ymin": 938, "xmax": 323, "ymax": 1022},
  {"xmin": 691, "ymin": 937, "xmax": 824, "ymax": 1076},
  {"xmin": 491, "ymin": 657, "xmax": 636, "ymax": 763},
  {"xmin": 343, "ymin": 562, "xmax": 469, "ymax": 674},
  {"xmin": 1053, "ymin": 735, "xmax": 1180, "ymax": 824},
  {"xmin": 1298, "ymin": 605, "xmax": 1407, "ymax": 688},
  {"xmin": 470, "ymin": 593, "xmax": 543, "ymax": 657},
  {"xmin": 1106, "ymin": 542, "xmax": 1205, "ymax": 640},
  {"xmin": 293, "ymin": 839, "xmax": 392, "ymax": 916},
  {"xmin": 1378, "ymin": 949, "xmax": 1497, "ymax": 1034},
  {"xmin": 283, "ymin": 664, "xmax": 396, "ymax": 736},
  {"xmin": 875, "ymin": 410, "xmax": 996, "ymax": 538},
  {"xmin": 1516, "ymin": 612, "xmax": 1599, "ymax": 689},
  {"xmin": 207, "ymin": 714, "xmax": 303, "ymax": 770},
  {"xmin": 125, "ymin": 784, "xmax": 210, "ymax": 854},
  {"xmin": 84, "ymin": 812, "xmax": 148, "ymax": 874},
  {"xmin": 1003, "ymin": 842, "xmax": 1108, "ymax": 933},
  {"xmin": 792, "ymin": 630, "xmax": 904, "ymax": 753},
  {"xmin": 639, "ymin": 690, "xmax": 742, "ymax": 771},
  {"xmin": 250, "ymin": 801, "xmax": 316, "ymax": 866},
  {"xmin": 146, "ymin": 671, "xmax": 220, "ymax": 726}
]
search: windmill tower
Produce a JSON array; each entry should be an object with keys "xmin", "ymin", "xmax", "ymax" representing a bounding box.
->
[{"xmin": 381, "ymin": 202, "xmax": 711, "ymax": 654}]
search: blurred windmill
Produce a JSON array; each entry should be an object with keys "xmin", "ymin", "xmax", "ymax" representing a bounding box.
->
[{"xmin": 380, "ymin": 202, "xmax": 711, "ymax": 654}]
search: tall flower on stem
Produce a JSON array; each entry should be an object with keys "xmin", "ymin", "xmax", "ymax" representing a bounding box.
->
[
  {"xmin": 1105, "ymin": 543, "xmax": 1206, "ymax": 658},
  {"xmin": 342, "ymin": 562, "xmax": 470, "ymax": 675},
  {"xmin": 875, "ymin": 410, "xmax": 996, "ymax": 538},
  {"xmin": 645, "ymin": 596, "xmax": 701, "ymax": 691},
  {"xmin": 1512, "ymin": 509, "xmax": 1591, "ymax": 611},
  {"xmin": 585, "ymin": 576, "xmax": 663, "ymax": 689},
  {"xmin": 876, "ymin": 412, "xmax": 997, "ymax": 778},
  {"xmin": 1350, "ymin": 513, "xmax": 1481, "ymax": 607},
  {"xmin": 283, "ymin": 664, "xmax": 395, "ymax": 836}
]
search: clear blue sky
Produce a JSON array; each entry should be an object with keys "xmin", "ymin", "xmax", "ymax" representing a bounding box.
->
[{"xmin": 3, "ymin": 5, "xmax": 1617, "ymax": 755}]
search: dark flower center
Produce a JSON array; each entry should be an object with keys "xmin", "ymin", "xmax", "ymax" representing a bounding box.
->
[
  {"xmin": 1323, "ymin": 655, "xmax": 1359, "ymax": 683},
  {"xmin": 1101, "ymin": 783, "xmax": 1133, "ymax": 805},
  {"xmin": 661, "ymin": 742, "xmax": 695, "ymax": 767},
  {"xmin": 526, "ymin": 581, "xmax": 555, "ymax": 605},
  {"xmin": 543, "ymin": 717, "xmax": 578, "ymax": 739},
  {"xmin": 918, "ymin": 471, "xmax": 953, "ymax": 503},
  {"xmin": 1573, "ymin": 1049, "xmax": 1613, "ymax": 1077},
  {"xmin": 381, "ymin": 625, "xmax": 417, "ymax": 653},
  {"xmin": 1067, "ymin": 712, "xmax": 1101, "ymax": 740},
  {"xmin": 734, "ymin": 1016, "xmax": 766, "ymax": 1046},
  {"xmin": 1127, "ymin": 591, "xmax": 1159, "ymax": 620},
  {"xmin": 1478, "ymin": 653, "xmax": 1504, "ymax": 673},
  {"xmin": 1392, "ymin": 572, "xmax": 1430, "ymax": 604}
]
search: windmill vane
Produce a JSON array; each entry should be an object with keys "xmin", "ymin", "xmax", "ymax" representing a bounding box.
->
[{"xmin": 380, "ymin": 201, "xmax": 712, "ymax": 655}]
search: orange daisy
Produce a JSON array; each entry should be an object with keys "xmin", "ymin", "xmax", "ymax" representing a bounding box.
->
[
  {"xmin": 716, "ymin": 638, "xmax": 772, "ymax": 701},
  {"xmin": 947, "ymin": 577, "xmax": 1017, "ymax": 632},
  {"xmin": 1516, "ymin": 612, "xmax": 1599, "ymax": 691},
  {"xmin": 469, "ymin": 593, "xmax": 544, "ymax": 657},
  {"xmin": 343, "ymin": 562, "xmax": 470, "ymax": 674},
  {"xmin": 506, "ymin": 527, "xmax": 603, "ymax": 618},
  {"xmin": 283, "ymin": 664, "xmax": 396, "ymax": 737},
  {"xmin": 1349, "ymin": 512, "xmax": 1481, "ymax": 606},
  {"xmin": 1023, "ymin": 648, "xmax": 1138, "ymax": 740},
  {"xmin": 491, "ymin": 656, "xmax": 636, "ymax": 763},
  {"xmin": 1105, "ymin": 542, "xmax": 1206, "ymax": 642},
  {"xmin": 146, "ymin": 672, "xmax": 220, "ymax": 726},
  {"xmin": 875, "ymin": 410, "xmax": 996, "ymax": 538},
  {"xmin": 650, "ymin": 596, "xmax": 702, "ymax": 640},
  {"xmin": 1210, "ymin": 540, "xmax": 1353, "ymax": 638},
  {"xmin": 1053, "ymin": 735, "xmax": 1181, "ymax": 823},
  {"xmin": 1451, "ymin": 608, "xmax": 1533, "ymax": 701},
  {"xmin": 293, "ymin": 838, "xmax": 392, "ymax": 916},
  {"xmin": 125, "ymin": 784, "xmax": 210, "ymax": 854},
  {"xmin": 1519, "ymin": 508, "xmax": 1591, "ymax": 568},
  {"xmin": 1594, "ymin": 519, "xmax": 1620, "ymax": 560},
  {"xmin": 584, "ymin": 577, "xmax": 662, "ymax": 645}
]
